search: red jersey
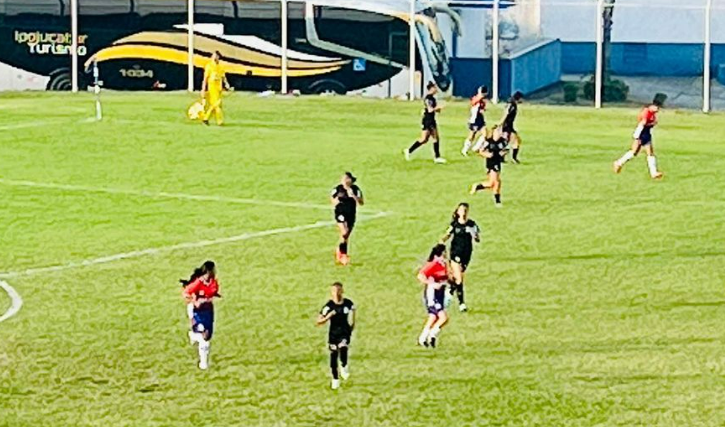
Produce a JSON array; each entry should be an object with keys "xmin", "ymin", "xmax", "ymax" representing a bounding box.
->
[
  {"xmin": 184, "ymin": 277, "xmax": 219, "ymax": 300},
  {"xmin": 468, "ymin": 94, "xmax": 487, "ymax": 124},
  {"xmin": 638, "ymin": 107, "xmax": 658, "ymax": 128},
  {"xmin": 420, "ymin": 258, "xmax": 448, "ymax": 283}
]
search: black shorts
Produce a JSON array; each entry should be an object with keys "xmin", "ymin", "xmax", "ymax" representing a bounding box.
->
[
  {"xmin": 450, "ymin": 249, "xmax": 472, "ymax": 272},
  {"xmin": 422, "ymin": 117, "xmax": 437, "ymax": 131},
  {"xmin": 502, "ymin": 123, "xmax": 516, "ymax": 136},
  {"xmin": 637, "ymin": 127, "xmax": 653, "ymax": 145},
  {"xmin": 486, "ymin": 160, "xmax": 502, "ymax": 174},
  {"xmin": 328, "ymin": 334, "xmax": 351, "ymax": 351},
  {"xmin": 334, "ymin": 207, "xmax": 356, "ymax": 230},
  {"xmin": 469, "ymin": 117, "xmax": 485, "ymax": 132}
]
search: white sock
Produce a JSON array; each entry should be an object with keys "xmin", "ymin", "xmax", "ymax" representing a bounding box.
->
[
  {"xmin": 186, "ymin": 303, "xmax": 194, "ymax": 319},
  {"xmin": 198, "ymin": 340, "xmax": 210, "ymax": 368},
  {"xmin": 462, "ymin": 139, "xmax": 472, "ymax": 152},
  {"xmin": 429, "ymin": 325, "xmax": 441, "ymax": 339},
  {"xmin": 419, "ymin": 326, "xmax": 431, "ymax": 343},
  {"xmin": 616, "ymin": 150, "xmax": 635, "ymax": 166},
  {"xmin": 472, "ymin": 135, "xmax": 486, "ymax": 152},
  {"xmin": 647, "ymin": 155, "xmax": 658, "ymax": 177},
  {"xmin": 189, "ymin": 331, "xmax": 203, "ymax": 344}
]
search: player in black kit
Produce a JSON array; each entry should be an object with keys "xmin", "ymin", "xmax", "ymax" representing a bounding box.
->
[
  {"xmin": 316, "ymin": 282, "xmax": 356, "ymax": 390},
  {"xmin": 470, "ymin": 126, "xmax": 508, "ymax": 207},
  {"xmin": 441, "ymin": 203, "xmax": 480, "ymax": 312},
  {"xmin": 403, "ymin": 81, "xmax": 447, "ymax": 164},
  {"xmin": 500, "ymin": 91, "xmax": 523, "ymax": 163},
  {"xmin": 330, "ymin": 172, "xmax": 364, "ymax": 265}
]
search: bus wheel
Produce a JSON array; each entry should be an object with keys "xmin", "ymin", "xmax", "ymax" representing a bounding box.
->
[
  {"xmin": 47, "ymin": 68, "xmax": 73, "ymax": 91},
  {"xmin": 308, "ymin": 79, "xmax": 346, "ymax": 95}
]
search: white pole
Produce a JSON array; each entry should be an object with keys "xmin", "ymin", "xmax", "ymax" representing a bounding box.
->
[
  {"xmin": 408, "ymin": 0, "xmax": 416, "ymax": 100},
  {"xmin": 187, "ymin": 0, "xmax": 194, "ymax": 92},
  {"xmin": 595, "ymin": 0, "xmax": 604, "ymax": 109},
  {"xmin": 492, "ymin": 0, "xmax": 500, "ymax": 104},
  {"xmin": 703, "ymin": 0, "xmax": 713, "ymax": 113},
  {"xmin": 281, "ymin": 0, "xmax": 288, "ymax": 94},
  {"xmin": 70, "ymin": 0, "xmax": 78, "ymax": 92}
]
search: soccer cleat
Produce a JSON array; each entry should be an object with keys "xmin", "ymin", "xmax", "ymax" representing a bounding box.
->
[
  {"xmin": 469, "ymin": 184, "xmax": 479, "ymax": 195},
  {"xmin": 434, "ymin": 157, "xmax": 447, "ymax": 164},
  {"xmin": 403, "ymin": 149, "xmax": 411, "ymax": 161},
  {"xmin": 494, "ymin": 202, "xmax": 503, "ymax": 209},
  {"xmin": 335, "ymin": 248, "xmax": 342, "ymax": 264},
  {"xmin": 459, "ymin": 303, "xmax": 468, "ymax": 312},
  {"xmin": 331, "ymin": 379, "xmax": 341, "ymax": 390},
  {"xmin": 652, "ymin": 172, "xmax": 664, "ymax": 180},
  {"xmin": 340, "ymin": 254, "xmax": 350, "ymax": 266},
  {"xmin": 340, "ymin": 366, "xmax": 350, "ymax": 380},
  {"xmin": 199, "ymin": 360, "xmax": 208, "ymax": 370},
  {"xmin": 202, "ymin": 119, "xmax": 210, "ymax": 126},
  {"xmin": 418, "ymin": 336, "xmax": 429, "ymax": 347},
  {"xmin": 511, "ymin": 158, "xmax": 520, "ymax": 164},
  {"xmin": 613, "ymin": 161, "xmax": 622, "ymax": 174},
  {"xmin": 429, "ymin": 337, "xmax": 437, "ymax": 348}
]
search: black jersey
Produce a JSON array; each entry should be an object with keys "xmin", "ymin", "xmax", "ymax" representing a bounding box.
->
[
  {"xmin": 502, "ymin": 99, "xmax": 518, "ymax": 130},
  {"xmin": 331, "ymin": 184, "xmax": 363, "ymax": 214},
  {"xmin": 484, "ymin": 137, "xmax": 508, "ymax": 165},
  {"xmin": 320, "ymin": 298, "xmax": 355, "ymax": 339},
  {"xmin": 449, "ymin": 219, "xmax": 480, "ymax": 256},
  {"xmin": 422, "ymin": 94, "xmax": 437, "ymax": 122}
]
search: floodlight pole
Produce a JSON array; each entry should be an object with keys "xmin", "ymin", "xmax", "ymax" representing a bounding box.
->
[
  {"xmin": 70, "ymin": 0, "xmax": 78, "ymax": 92},
  {"xmin": 492, "ymin": 0, "xmax": 500, "ymax": 104},
  {"xmin": 595, "ymin": 0, "xmax": 604, "ymax": 109},
  {"xmin": 703, "ymin": 0, "xmax": 713, "ymax": 113},
  {"xmin": 187, "ymin": 0, "xmax": 194, "ymax": 92},
  {"xmin": 281, "ymin": 0, "xmax": 288, "ymax": 94},
  {"xmin": 409, "ymin": 0, "xmax": 416, "ymax": 100}
]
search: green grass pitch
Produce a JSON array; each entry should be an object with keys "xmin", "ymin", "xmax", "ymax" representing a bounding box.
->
[{"xmin": 1, "ymin": 92, "xmax": 724, "ymax": 427}]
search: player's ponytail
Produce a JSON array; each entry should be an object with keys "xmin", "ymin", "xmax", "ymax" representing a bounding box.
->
[
  {"xmin": 179, "ymin": 267, "xmax": 204, "ymax": 287},
  {"xmin": 427, "ymin": 244, "xmax": 446, "ymax": 261}
]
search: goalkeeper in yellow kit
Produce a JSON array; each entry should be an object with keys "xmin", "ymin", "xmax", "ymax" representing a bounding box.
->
[{"xmin": 201, "ymin": 51, "xmax": 230, "ymax": 126}]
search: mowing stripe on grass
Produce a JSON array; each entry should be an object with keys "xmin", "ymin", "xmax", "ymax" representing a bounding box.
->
[
  {"xmin": 0, "ymin": 211, "xmax": 390, "ymax": 280},
  {"xmin": 0, "ymin": 178, "xmax": 354, "ymax": 212},
  {"xmin": 0, "ymin": 281, "xmax": 23, "ymax": 324}
]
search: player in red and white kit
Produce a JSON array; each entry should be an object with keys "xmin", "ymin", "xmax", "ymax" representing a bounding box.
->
[
  {"xmin": 183, "ymin": 260, "xmax": 220, "ymax": 370},
  {"xmin": 417, "ymin": 244, "xmax": 450, "ymax": 348},
  {"xmin": 461, "ymin": 86, "xmax": 488, "ymax": 156},
  {"xmin": 613, "ymin": 94, "xmax": 666, "ymax": 179}
]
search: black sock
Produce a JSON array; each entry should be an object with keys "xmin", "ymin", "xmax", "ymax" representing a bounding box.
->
[
  {"xmin": 512, "ymin": 148, "xmax": 519, "ymax": 161},
  {"xmin": 433, "ymin": 141, "xmax": 441, "ymax": 158},
  {"xmin": 339, "ymin": 242, "xmax": 348, "ymax": 254},
  {"xmin": 448, "ymin": 281, "xmax": 457, "ymax": 295},
  {"xmin": 408, "ymin": 141, "xmax": 424, "ymax": 153},
  {"xmin": 494, "ymin": 194, "xmax": 501, "ymax": 204},
  {"xmin": 456, "ymin": 282, "xmax": 465, "ymax": 305},
  {"xmin": 339, "ymin": 346, "xmax": 348, "ymax": 367},
  {"xmin": 476, "ymin": 183, "xmax": 487, "ymax": 192},
  {"xmin": 330, "ymin": 350, "xmax": 339, "ymax": 379}
]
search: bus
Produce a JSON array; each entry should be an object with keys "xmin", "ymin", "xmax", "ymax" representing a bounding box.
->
[{"xmin": 0, "ymin": 0, "xmax": 461, "ymax": 96}]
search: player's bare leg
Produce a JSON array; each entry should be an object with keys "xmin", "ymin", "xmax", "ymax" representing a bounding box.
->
[
  {"xmin": 614, "ymin": 140, "xmax": 642, "ymax": 173},
  {"xmin": 510, "ymin": 133, "xmax": 521, "ymax": 163},
  {"xmin": 431, "ymin": 128, "xmax": 446, "ymax": 164},
  {"xmin": 418, "ymin": 314, "xmax": 437, "ymax": 347},
  {"xmin": 644, "ymin": 144, "xmax": 663, "ymax": 179},
  {"xmin": 428, "ymin": 311, "xmax": 449, "ymax": 347},
  {"xmin": 462, "ymin": 130, "xmax": 477, "ymax": 156},
  {"xmin": 335, "ymin": 223, "xmax": 351, "ymax": 265},
  {"xmin": 493, "ymin": 176, "xmax": 503, "ymax": 207},
  {"xmin": 449, "ymin": 262, "xmax": 467, "ymax": 312}
]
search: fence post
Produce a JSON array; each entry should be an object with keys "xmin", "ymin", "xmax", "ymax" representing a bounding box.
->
[
  {"xmin": 187, "ymin": 0, "xmax": 194, "ymax": 92},
  {"xmin": 703, "ymin": 0, "xmax": 713, "ymax": 113},
  {"xmin": 281, "ymin": 0, "xmax": 288, "ymax": 94},
  {"xmin": 595, "ymin": 0, "xmax": 604, "ymax": 109},
  {"xmin": 409, "ymin": 0, "xmax": 416, "ymax": 100},
  {"xmin": 71, "ymin": 0, "xmax": 78, "ymax": 92},
  {"xmin": 492, "ymin": 0, "xmax": 500, "ymax": 104}
]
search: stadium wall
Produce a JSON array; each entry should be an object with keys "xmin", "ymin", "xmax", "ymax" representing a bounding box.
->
[{"xmin": 561, "ymin": 42, "xmax": 725, "ymax": 77}]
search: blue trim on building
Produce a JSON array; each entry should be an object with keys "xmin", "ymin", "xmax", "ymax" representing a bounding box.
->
[{"xmin": 562, "ymin": 42, "xmax": 725, "ymax": 76}]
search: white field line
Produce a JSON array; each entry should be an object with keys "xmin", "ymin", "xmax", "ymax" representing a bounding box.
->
[
  {"xmin": 0, "ymin": 211, "xmax": 389, "ymax": 280},
  {"xmin": 0, "ymin": 281, "xmax": 23, "ymax": 324},
  {"xmin": 0, "ymin": 178, "xmax": 345, "ymax": 212},
  {"xmin": 0, "ymin": 121, "xmax": 56, "ymax": 131}
]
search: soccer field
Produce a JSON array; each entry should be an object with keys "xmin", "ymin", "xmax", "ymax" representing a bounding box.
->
[{"xmin": 1, "ymin": 92, "xmax": 725, "ymax": 427}]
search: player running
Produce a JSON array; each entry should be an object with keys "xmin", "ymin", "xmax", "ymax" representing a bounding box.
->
[
  {"xmin": 404, "ymin": 81, "xmax": 447, "ymax": 164},
  {"xmin": 316, "ymin": 282, "xmax": 356, "ymax": 390},
  {"xmin": 461, "ymin": 86, "xmax": 489, "ymax": 156},
  {"xmin": 417, "ymin": 244, "xmax": 450, "ymax": 348},
  {"xmin": 330, "ymin": 172, "xmax": 364, "ymax": 265},
  {"xmin": 613, "ymin": 94, "xmax": 666, "ymax": 179},
  {"xmin": 470, "ymin": 126, "xmax": 508, "ymax": 207},
  {"xmin": 440, "ymin": 203, "xmax": 480, "ymax": 312},
  {"xmin": 500, "ymin": 91, "xmax": 523, "ymax": 163},
  {"xmin": 200, "ymin": 50, "xmax": 230, "ymax": 126},
  {"xmin": 183, "ymin": 260, "xmax": 220, "ymax": 370}
]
